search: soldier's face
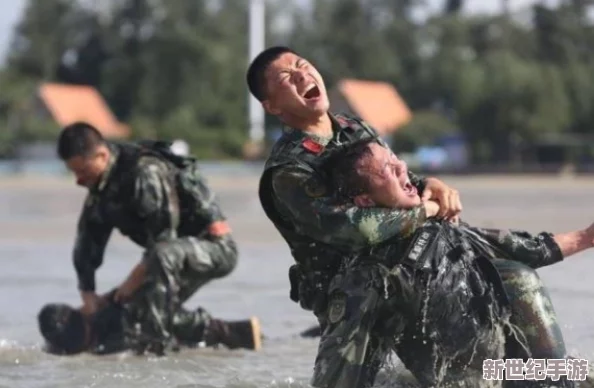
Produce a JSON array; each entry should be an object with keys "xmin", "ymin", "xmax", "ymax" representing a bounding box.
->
[
  {"xmin": 354, "ymin": 143, "xmax": 421, "ymax": 209},
  {"xmin": 65, "ymin": 146, "xmax": 110, "ymax": 188},
  {"xmin": 261, "ymin": 52, "xmax": 329, "ymax": 120}
]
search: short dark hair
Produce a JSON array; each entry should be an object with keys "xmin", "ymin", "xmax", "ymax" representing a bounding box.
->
[
  {"xmin": 246, "ymin": 46, "xmax": 298, "ymax": 101},
  {"xmin": 37, "ymin": 303, "xmax": 87, "ymax": 355},
  {"xmin": 324, "ymin": 138, "xmax": 377, "ymax": 200},
  {"xmin": 56, "ymin": 122, "xmax": 106, "ymax": 160}
]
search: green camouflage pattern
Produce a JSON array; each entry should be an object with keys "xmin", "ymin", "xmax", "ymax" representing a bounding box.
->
[
  {"xmin": 122, "ymin": 234, "xmax": 237, "ymax": 353},
  {"xmin": 90, "ymin": 290, "xmax": 213, "ymax": 355},
  {"xmin": 311, "ymin": 220, "xmax": 573, "ymax": 388},
  {"xmin": 258, "ymin": 113, "xmax": 428, "ymax": 312},
  {"xmin": 270, "ymin": 166, "xmax": 427, "ymax": 249},
  {"xmin": 72, "ymin": 141, "xmax": 237, "ymax": 352},
  {"xmin": 266, "ymin": 115, "xmax": 428, "ymax": 251}
]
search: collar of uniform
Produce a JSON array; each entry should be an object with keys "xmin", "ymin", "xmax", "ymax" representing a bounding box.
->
[
  {"xmin": 93, "ymin": 143, "xmax": 119, "ymax": 193},
  {"xmin": 282, "ymin": 112, "xmax": 345, "ymax": 147}
]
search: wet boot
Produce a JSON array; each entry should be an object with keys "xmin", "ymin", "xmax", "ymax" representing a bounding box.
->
[{"xmin": 204, "ymin": 316, "xmax": 262, "ymax": 351}]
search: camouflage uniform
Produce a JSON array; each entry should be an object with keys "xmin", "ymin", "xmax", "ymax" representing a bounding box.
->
[
  {"xmin": 73, "ymin": 140, "xmax": 237, "ymax": 352},
  {"xmin": 259, "ymin": 112, "xmax": 428, "ymax": 322},
  {"xmin": 87, "ymin": 289, "xmax": 214, "ymax": 355},
  {"xmin": 258, "ymin": 113, "xmax": 572, "ymax": 387},
  {"xmin": 312, "ymin": 219, "xmax": 574, "ymax": 388}
]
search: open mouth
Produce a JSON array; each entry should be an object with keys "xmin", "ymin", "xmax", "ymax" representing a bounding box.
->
[
  {"xmin": 303, "ymin": 85, "xmax": 321, "ymax": 100},
  {"xmin": 403, "ymin": 180, "xmax": 418, "ymax": 197}
]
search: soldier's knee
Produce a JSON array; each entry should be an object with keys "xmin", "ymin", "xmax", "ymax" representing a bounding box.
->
[
  {"xmin": 214, "ymin": 236, "xmax": 238, "ymax": 276},
  {"xmin": 145, "ymin": 242, "xmax": 183, "ymax": 274},
  {"xmin": 225, "ymin": 237, "xmax": 238, "ymax": 264}
]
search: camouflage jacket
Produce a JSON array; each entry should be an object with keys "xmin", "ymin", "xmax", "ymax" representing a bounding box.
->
[
  {"xmin": 258, "ymin": 112, "xmax": 429, "ymax": 310},
  {"xmin": 332, "ymin": 219, "xmax": 565, "ymax": 385},
  {"xmin": 73, "ymin": 141, "xmax": 225, "ymax": 292},
  {"xmin": 87, "ymin": 288, "xmax": 210, "ymax": 355}
]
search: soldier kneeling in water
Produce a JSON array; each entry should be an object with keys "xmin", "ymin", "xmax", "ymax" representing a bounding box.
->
[
  {"xmin": 37, "ymin": 288, "xmax": 262, "ymax": 356},
  {"xmin": 310, "ymin": 137, "xmax": 594, "ymax": 388}
]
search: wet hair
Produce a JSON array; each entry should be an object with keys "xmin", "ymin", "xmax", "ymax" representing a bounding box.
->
[
  {"xmin": 246, "ymin": 46, "xmax": 299, "ymax": 102},
  {"xmin": 56, "ymin": 122, "xmax": 106, "ymax": 161},
  {"xmin": 324, "ymin": 138, "xmax": 377, "ymax": 201},
  {"xmin": 37, "ymin": 303, "xmax": 87, "ymax": 355}
]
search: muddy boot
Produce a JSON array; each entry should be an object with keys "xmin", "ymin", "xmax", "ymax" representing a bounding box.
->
[{"xmin": 204, "ymin": 316, "xmax": 262, "ymax": 351}]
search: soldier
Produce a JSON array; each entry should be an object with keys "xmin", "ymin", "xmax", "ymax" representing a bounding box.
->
[
  {"xmin": 56, "ymin": 122, "xmax": 260, "ymax": 354},
  {"xmin": 246, "ymin": 46, "xmax": 461, "ymax": 332},
  {"xmin": 37, "ymin": 289, "xmax": 261, "ymax": 355},
  {"xmin": 315, "ymin": 138, "xmax": 589, "ymax": 387}
]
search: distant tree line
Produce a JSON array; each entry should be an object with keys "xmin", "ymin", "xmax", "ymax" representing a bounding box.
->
[{"xmin": 1, "ymin": 0, "xmax": 593, "ymax": 166}]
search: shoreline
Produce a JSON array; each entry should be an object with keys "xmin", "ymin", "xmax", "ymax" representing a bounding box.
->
[{"xmin": 1, "ymin": 172, "xmax": 593, "ymax": 190}]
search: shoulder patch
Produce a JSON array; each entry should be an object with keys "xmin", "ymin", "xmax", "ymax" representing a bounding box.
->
[
  {"xmin": 303, "ymin": 177, "xmax": 327, "ymax": 198},
  {"xmin": 302, "ymin": 138, "xmax": 325, "ymax": 154},
  {"xmin": 327, "ymin": 294, "xmax": 346, "ymax": 324}
]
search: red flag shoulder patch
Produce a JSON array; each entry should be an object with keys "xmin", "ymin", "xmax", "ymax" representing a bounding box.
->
[{"xmin": 302, "ymin": 138, "xmax": 324, "ymax": 154}]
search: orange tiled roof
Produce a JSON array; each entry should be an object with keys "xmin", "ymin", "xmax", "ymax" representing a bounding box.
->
[
  {"xmin": 336, "ymin": 79, "xmax": 412, "ymax": 136},
  {"xmin": 38, "ymin": 82, "xmax": 130, "ymax": 138}
]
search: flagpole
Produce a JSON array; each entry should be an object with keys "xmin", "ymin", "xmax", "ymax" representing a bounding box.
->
[{"xmin": 248, "ymin": 0, "xmax": 265, "ymax": 144}]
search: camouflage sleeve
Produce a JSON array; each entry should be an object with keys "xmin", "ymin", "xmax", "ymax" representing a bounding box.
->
[
  {"xmin": 465, "ymin": 226, "xmax": 564, "ymax": 269},
  {"xmin": 178, "ymin": 160, "xmax": 225, "ymax": 225},
  {"xmin": 73, "ymin": 197, "xmax": 113, "ymax": 292},
  {"xmin": 133, "ymin": 157, "xmax": 180, "ymax": 246},
  {"xmin": 271, "ymin": 166, "xmax": 428, "ymax": 250}
]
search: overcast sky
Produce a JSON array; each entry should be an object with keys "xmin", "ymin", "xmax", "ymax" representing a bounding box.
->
[{"xmin": 0, "ymin": 0, "xmax": 560, "ymax": 65}]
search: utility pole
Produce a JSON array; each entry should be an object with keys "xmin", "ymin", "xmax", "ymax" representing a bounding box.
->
[
  {"xmin": 248, "ymin": 0, "xmax": 265, "ymax": 144},
  {"xmin": 501, "ymin": 0, "xmax": 510, "ymax": 16}
]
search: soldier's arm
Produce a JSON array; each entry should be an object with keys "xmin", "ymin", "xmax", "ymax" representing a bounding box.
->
[
  {"xmin": 464, "ymin": 226, "xmax": 565, "ymax": 269},
  {"xmin": 271, "ymin": 166, "xmax": 428, "ymax": 250},
  {"xmin": 132, "ymin": 157, "xmax": 180, "ymax": 246},
  {"xmin": 114, "ymin": 159, "xmax": 181, "ymax": 301},
  {"xmin": 73, "ymin": 199, "xmax": 113, "ymax": 292}
]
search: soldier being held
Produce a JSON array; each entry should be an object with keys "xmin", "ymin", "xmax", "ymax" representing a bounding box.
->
[
  {"xmin": 37, "ymin": 289, "xmax": 261, "ymax": 355},
  {"xmin": 314, "ymin": 138, "xmax": 593, "ymax": 388},
  {"xmin": 247, "ymin": 45, "xmax": 461, "ymax": 323},
  {"xmin": 56, "ymin": 122, "xmax": 260, "ymax": 354}
]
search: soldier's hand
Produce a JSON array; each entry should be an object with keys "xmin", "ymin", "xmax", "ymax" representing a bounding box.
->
[
  {"xmin": 423, "ymin": 200, "xmax": 440, "ymax": 218},
  {"xmin": 80, "ymin": 291, "xmax": 102, "ymax": 316},
  {"xmin": 584, "ymin": 222, "xmax": 594, "ymax": 248},
  {"xmin": 450, "ymin": 215, "xmax": 460, "ymax": 225},
  {"xmin": 114, "ymin": 283, "xmax": 135, "ymax": 303},
  {"xmin": 113, "ymin": 288, "xmax": 126, "ymax": 303},
  {"xmin": 421, "ymin": 178, "xmax": 462, "ymax": 220}
]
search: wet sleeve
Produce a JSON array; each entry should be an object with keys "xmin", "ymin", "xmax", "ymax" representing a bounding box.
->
[
  {"xmin": 73, "ymin": 197, "xmax": 113, "ymax": 292},
  {"xmin": 271, "ymin": 166, "xmax": 427, "ymax": 250},
  {"xmin": 132, "ymin": 159, "xmax": 180, "ymax": 246},
  {"xmin": 465, "ymin": 226, "xmax": 564, "ymax": 269}
]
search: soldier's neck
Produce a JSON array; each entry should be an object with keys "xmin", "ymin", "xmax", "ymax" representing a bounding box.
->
[{"xmin": 285, "ymin": 113, "xmax": 333, "ymax": 139}]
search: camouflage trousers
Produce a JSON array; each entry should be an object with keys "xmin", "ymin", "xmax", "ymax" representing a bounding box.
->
[
  {"xmin": 125, "ymin": 234, "xmax": 238, "ymax": 353},
  {"xmin": 310, "ymin": 259, "xmax": 572, "ymax": 388}
]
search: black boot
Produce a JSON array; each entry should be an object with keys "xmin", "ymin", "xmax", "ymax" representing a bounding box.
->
[{"xmin": 204, "ymin": 316, "xmax": 262, "ymax": 351}]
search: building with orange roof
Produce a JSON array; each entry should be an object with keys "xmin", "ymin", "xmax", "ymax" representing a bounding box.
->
[
  {"xmin": 34, "ymin": 82, "xmax": 129, "ymax": 139},
  {"xmin": 328, "ymin": 79, "xmax": 412, "ymax": 137}
]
